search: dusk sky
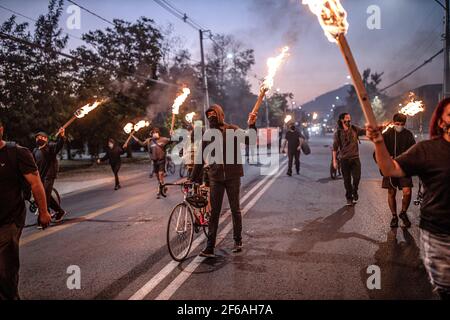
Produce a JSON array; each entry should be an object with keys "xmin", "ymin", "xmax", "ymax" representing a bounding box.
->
[{"xmin": 0, "ymin": 0, "xmax": 444, "ymax": 104}]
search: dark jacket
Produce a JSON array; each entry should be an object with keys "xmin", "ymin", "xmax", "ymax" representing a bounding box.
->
[
  {"xmin": 382, "ymin": 127, "xmax": 416, "ymax": 158},
  {"xmin": 333, "ymin": 125, "xmax": 366, "ymax": 160},
  {"xmin": 101, "ymin": 145, "xmax": 125, "ymax": 166},
  {"xmin": 33, "ymin": 136, "xmax": 65, "ymax": 179},
  {"xmin": 191, "ymin": 105, "xmax": 256, "ymax": 182}
]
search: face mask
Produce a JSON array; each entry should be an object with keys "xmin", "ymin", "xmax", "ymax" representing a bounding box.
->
[
  {"xmin": 290, "ymin": 126, "xmax": 296, "ymax": 131},
  {"xmin": 394, "ymin": 125, "xmax": 404, "ymax": 133},
  {"xmin": 343, "ymin": 121, "xmax": 351, "ymax": 128},
  {"xmin": 152, "ymin": 134, "xmax": 159, "ymax": 139},
  {"xmin": 36, "ymin": 139, "xmax": 46, "ymax": 147},
  {"xmin": 208, "ymin": 116, "xmax": 220, "ymax": 128},
  {"xmin": 443, "ymin": 121, "xmax": 450, "ymax": 135},
  {"xmin": 108, "ymin": 143, "xmax": 114, "ymax": 149}
]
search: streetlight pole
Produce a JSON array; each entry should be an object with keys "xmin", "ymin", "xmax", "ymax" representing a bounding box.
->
[
  {"xmin": 199, "ymin": 29, "xmax": 210, "ymax": 127},
  {"xmin": 444, "ymin": 0, "xmax": 450, "ymax": 97}
]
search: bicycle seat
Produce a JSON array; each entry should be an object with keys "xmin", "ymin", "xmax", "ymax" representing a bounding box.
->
[{"xmin": 186, "ymin": 194, "xmax": 208, "ymax": 209}]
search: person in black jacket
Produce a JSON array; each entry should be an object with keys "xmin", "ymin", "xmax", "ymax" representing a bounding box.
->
[
  {"xmin": 97, "ymin": 138, "xmax": 126, "ymax": 190},
  {"xmin": 33, "ymin": 129, "xmax": 66, "ymax": 223},
  {"xmin": 381, "ymin": 113, "xmax": 416, "ymax": 229},
  {"xmin": 282, "ymin": 123, "xmax": 305, "ymax": 176},
  {"xmin": 190, "ymin": 104, "xmax": 257, "ymax": 258}
]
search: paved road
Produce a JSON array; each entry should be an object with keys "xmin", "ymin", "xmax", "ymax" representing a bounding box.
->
[{"xmin": 18, "ymin": 135, "xmax": 435, "ymax": 300}]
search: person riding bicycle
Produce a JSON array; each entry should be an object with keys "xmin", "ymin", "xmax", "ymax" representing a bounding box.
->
[
  {"xmin": 33, "ymin": 129, "xmax": 67, "ymax": 223},
  {"xmin": 132, "ymin": 128, "xmax": 170, "ymax": 199}
]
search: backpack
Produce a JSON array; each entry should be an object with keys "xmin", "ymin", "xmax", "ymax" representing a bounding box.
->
[{"xmin": 5, "ymin": 142, "xmax": 32, "ymax": 201}]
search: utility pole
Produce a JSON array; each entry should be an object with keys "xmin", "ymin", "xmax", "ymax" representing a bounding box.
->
[
  {"xmin": 445, "ymin": 0, "xmax": 450, "ymax": 97},
  {"xmin": 199, "ymin": 29, "xmax": 210, "ymax": 127},
  {"xmin": 264, "ymin": 98, "xmax": 270, "ymax": 128}
]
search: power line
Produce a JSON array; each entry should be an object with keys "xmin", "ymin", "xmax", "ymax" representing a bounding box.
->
[
  {"xmin": 66, "ymin": 0, "xmax": 115, "ymax": 26},
  {"xmin": 434, "ymin": 0, "xmax": 446, "ymax": 10},
  {"xmin": 153, "ymin": 0, "xmax": 204, "ymax": 31},
  {"xmin": 0, "ymin": 31, "xmax": 179, "ymax": 88},
  {"xmin": 380, "ymin": 49, "xmax": 444, "ymax": 92}
]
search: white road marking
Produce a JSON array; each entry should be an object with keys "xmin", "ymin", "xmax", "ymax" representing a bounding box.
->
[{"xmin": 129, "ymin": 161, "xmax": 287, "ymax": 300}]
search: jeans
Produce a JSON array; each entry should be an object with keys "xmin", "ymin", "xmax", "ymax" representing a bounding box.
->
[
  {"xmin": 421, "ymin": 230, "xmax": 450, "ymax": 299},
  {"xmin": 43, "ymin": 177, "xmax": 63, "ymax": 213},
  {"xmin": 207, "ymin": 178, "xmax": 242, "ymax": 249},
  {"xmin": 0, "ymin": 223, "xmax": 23, "ymax": 300},
  {"xmin": 288, "ymin": 150, "xmax": 300, "ymax": 174},
  {"xmin": 340, "ymin": 158, "xmax": 361, "ymax": 200},
  {"xmin": 111, "ymin": 163, "xmax": 121, "ymax": 187}
]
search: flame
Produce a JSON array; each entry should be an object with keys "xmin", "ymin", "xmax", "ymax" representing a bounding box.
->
[
  {"xmin": 263, "ymin": 46, "xmax": 290, "ymax": 90},
  {"xmin": 399, "ymin": 93, "xmax": 424, "ymax": 117},
  {"xmin": 382, "ymin": 123, "xmax": 394, "ymax": 134},
  {"xmin": 302, "ymin": 0, "xmax": 349, "ymax": 43},
  {"xmin": 134, "ymin": 120, "xmax": 150, "ymax": 132},
  {"xmin": 185, "ymin": 112, "xmax": 196, "ymax": 124},
  {"xmin": 123, "ymin": 123, "xmax": 134, "ymax": 134},
  {"xmin": 313, "ymin": 112, "xmax": 318, "ymax": 120},
  {"xmin": 172, "ymin": 88, "xmax": 191, "ymax": 115},
  {"xmin": 74, "ymin": 100, "xmax": 105, "ymax": 119},
  {"xmin": 284, "ymin": 115, "xmax": 293, "ymax": 124}
]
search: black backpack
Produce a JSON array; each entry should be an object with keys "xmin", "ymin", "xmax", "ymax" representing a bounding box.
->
[{"xmin": 5, "ymin": 142, "xmax": 33, "ymax": 201}]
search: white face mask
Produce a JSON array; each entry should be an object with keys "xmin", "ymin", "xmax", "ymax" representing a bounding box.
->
[
  {"xmin": 152, "ymin": 134, "xmax": 159, "ymax": 139},
  {"xmin": 394, "ymin": 125, "xmax": 404, "ymax": 133}
]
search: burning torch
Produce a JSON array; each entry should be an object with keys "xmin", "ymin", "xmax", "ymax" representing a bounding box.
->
[
  {"xmin": 302, "ymin": 0, "xmax": 377, "ymax": 128},
  {"xmin": 57, "ymin": 99, "xmax": 107, "ymax": 137},
  {"xmin": 123, "ymin": 120, "xmax": 150, "ymax": 146},
  {"xmin": 251, "ymin": 47, "xmax": 290, "ymax": 115},
  {"xmin": 171, "ymin": 88, "xmax": 191, "ymax": 134},
  {"xmin": 185, "ymin": 112, "xmax": 196, "ymax": 124}
]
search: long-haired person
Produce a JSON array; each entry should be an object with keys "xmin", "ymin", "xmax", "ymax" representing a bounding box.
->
[{"xmin": 367, "ymin": 98, "xmax": 450, "ymax": 300}]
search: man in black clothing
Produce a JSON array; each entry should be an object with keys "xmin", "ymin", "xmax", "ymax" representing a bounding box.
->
[
  {"xmin": 381, "ymin": 113, "xmax": 416, "ymax": 228},
  {"xmin": 191, "ymin": 105, "xmax": 257, "ymax": 258},
  {"xmin": 333, "ymin": 113, "xmax": 366, "ymax": 206},
  {"xmin": 282, "ymin": 123, "xmax": 304, "ymax": 176},
  {"xmin": 33, "ymin": 129, "xmax": 67, "ymax": 223},
  {"xmin": 0, "ymin": 119, "xmax": 52, "ymax": 300},
  {"xmin": 97, "ymin": 138, "xmax": 126, "ymax": 190}
]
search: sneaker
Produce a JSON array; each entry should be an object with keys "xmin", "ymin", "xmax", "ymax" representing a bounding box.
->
[
  {"xmin": 352, "ymin": 193, "xmax": 359, "ymax": 204},
  {"xmin": 199, "ymin": 248, "xmax": 215, "ymax": 258},
  {"xmin": 232, "ymin": 242, "xmax": 243, "ymax": 253},
  {"xmin": 399, "ymin": 212, "xmax": 412, "ymax": 228},
  {"xmin": 114, "ymin": 185, "xmax": 119, "ymax": 190},
  {"xmin": 346, "ymin": 199, "xmax": 354, "ymax": 207},
  {"xmin": 156, "ymin": 193, "xmax": 161, "ymax": 199},
  {"xmin": 287, "ymin": 171, "xmax": 292, "ymax": 177},
  {"xmin": 54, "ymin": 210, "xmax": 67, "ymax": 223},
  {"xmin": 390, "ymin": 215, "xmax": 399, "ymax": 228}
]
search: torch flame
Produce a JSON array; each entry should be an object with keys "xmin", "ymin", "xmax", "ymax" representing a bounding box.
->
[
  {"xmin": 185, "ymin": 112, "xmax": 196, "ymax": 124},
  {"xmin": 284, "ymin": 115, "xmax": 293, "ymax": 124},
  {"xmin": 399, "ymin": 93, "xmax": 424, "ymax": 117},
  {"xmin": 134, "ymin": 120, "xmax": 150, "ymax": 132},
  {"xmin": 123, "ymin": 123, "xmax": 134, "ymax": 134},
  {"xmin": 172, "ymin": 88, "xmax": 191, "ymax": 115},
  {"xmin": 382, "ymin": 123, "xmax": 395, "ymax": 134},
  {"xmin": 302, "ymin": 0, "xmax": 349, "ymax": 43},
  {"xmin": 263, "ymin": 46, "xmax": 290, "ymax": 90},
  {"xmin": 74, "ymin": 100, "xmax": 105, "ymax": 119}
]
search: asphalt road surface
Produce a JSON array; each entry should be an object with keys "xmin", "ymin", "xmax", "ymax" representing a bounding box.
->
[{"xmin": 18, "ymin": 135, "xmax": 435, "ymax": 300}]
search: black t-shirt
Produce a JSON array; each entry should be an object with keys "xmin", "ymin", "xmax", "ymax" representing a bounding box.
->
[
  {"xmin": 396, "ymin": 138, "xmax": 450, "ymax": 235},
  {"xmin": 0, "ymin": 143, "xmax": 37, "ymax": 227},
  {"xmin": 285, "ymin": 130, "xmax": 302, "ymax": 152}
]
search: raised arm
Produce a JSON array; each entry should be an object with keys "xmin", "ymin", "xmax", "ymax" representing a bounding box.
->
[{"xmin": 132, "ymin": 135, "xmax": 147, "ymax": 147}]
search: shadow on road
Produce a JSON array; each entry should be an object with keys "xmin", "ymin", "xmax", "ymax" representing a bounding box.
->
[{"xmin": 360, "ymin": 228, "xmax": 435, "ymax": 300}]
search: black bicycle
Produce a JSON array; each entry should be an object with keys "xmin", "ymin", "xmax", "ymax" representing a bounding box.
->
[{"xmin": 28, "ymin": 187, "xmax": 61, "ymax": 216}]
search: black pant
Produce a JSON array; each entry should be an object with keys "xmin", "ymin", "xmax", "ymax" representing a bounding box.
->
[
  {"xmin": 288, "ymin": 150, "xmax": 300, "ymax": 174},
  {"xmin": 111, "ymin": 163, "xmax": 121, "ymax": 187},
  {"xmin": 0, "ymin": 223, "xmax": 22, "ymax": 300},
  {"xmin": 207, "ymin": 178, "xmax": 242, "ymax": 249},
  {"xmin": 43, "ymin": 177, "xmax": 63, "ymax": 213},
  {"xmin": 341, "ymin": 158, "xmax": 361, "ymax": 200}
]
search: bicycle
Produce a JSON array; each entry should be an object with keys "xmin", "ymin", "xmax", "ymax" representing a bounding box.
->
[
  {"xmin": 179, "ymin": 159, "xmax": 193, "ymax": 178},
  {"xmin": 28, "ymin": 187, "xmax": 61, "ymax": 216},
  {"xmin": 165, "ymin": 155, "xmax": 176, "ymax": 176},
  {"xmin": 159, "ymin": 181, "xmax": 210, "ymax": 262}
]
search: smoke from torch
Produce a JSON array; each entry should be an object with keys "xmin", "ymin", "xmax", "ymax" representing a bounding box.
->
[
  {"xmin": 302, "ymin": 0, "xmax": 378, "ymax": 128},
  {"xmin": 171, "ymin": 88, "xmax": 191, "ymax": 133}
]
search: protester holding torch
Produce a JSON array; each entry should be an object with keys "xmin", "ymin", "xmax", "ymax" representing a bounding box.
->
[{"xmin": 97, "ymin": 138, "xmax": 126, "ymax": 191}]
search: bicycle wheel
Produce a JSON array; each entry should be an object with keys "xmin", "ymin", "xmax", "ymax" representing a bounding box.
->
[
  {"xmin": 52, "ymin": 188, "xmax": 61, "ymax": 206},
  {"xmin": 167, "ymin": 161, "xmax": 176, "ymax": 175},
  {"xmin": 179, "ymin": 163, "xmax": 187, "ymax": 178},
  {"xmin": 167, "ymin": 203, "xmax": 194, "ymax": 262}
]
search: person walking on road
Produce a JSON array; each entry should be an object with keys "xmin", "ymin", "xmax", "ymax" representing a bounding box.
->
[
  {"xmin": 191, "ymin": 104, "xmax": 257, "ymax": 258},
  {"xmin": 367, "ymin": 98, "xmax": 450, "ymax": 300},
  {"xmin": 132, "ymin": 128, "xmax": 170, "ymax": 199},
  {"xmin": 381, "ymin": 113, "xmax": 416, "ymax": 229},
  {"xmin": 283, "ymin": 123, "xmax": 304, "ymax": 176},
  {"xmin": 333, "ymin": 113, "xmax": 366, "ymax": 206},
  {"xmin": 97, "ymin": 138, "xmax": 126, "ymax": 190},
  {"xmin": 0, "ymin": 119, "xmax": 52, "ymax": 300},
  {"xmin": 33, "ymin": 129, "xmax": 67, "ymax": 223}
]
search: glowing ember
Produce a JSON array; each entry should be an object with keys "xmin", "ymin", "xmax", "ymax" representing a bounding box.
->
[
  {"xmin": 284, "ymin": 115, "xmax": 293, "ymax": 124},
  {"xmin": 399, "ymin": 93, "xmax": 424, "ymax": 117},
  {"xmin": 74, "ymin": 100, "xmax": 105, "ymax": 119},
  {"xmin": 185, "ymin": 112, "xmax": 196, "ymax": 124},
  {"xmin": 302, "ymin": 0, "xmax": 349, "ymax": 43},
  {"xmin": 123, "ymin": 123, "xmax": 134, "ymax": 134},
  {"xmin": 134, "ymin": 120, "xmax": 150, "ymax": 132},
  {"xmin": 172, "ymin": 88, "xmax": 191, "ymax": 115},
  {"xmin": 263, "ymin": 46, "xmax": 290, "ymax": 90}
]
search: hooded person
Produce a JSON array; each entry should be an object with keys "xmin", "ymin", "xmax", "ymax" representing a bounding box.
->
[{"xmin": 190, "ymin": 104, "xmax": 257, "ymax": 258}]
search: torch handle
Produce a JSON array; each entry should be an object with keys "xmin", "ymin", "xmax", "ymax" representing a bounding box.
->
[
  {"xmin": 337, "ymin": 35, "xmax": 378, "ymax": 128},
  {"xmin": 171, "ymin": 114, "xmax": 176, "ymax": 133},
  {"xmin": 251, "ymin": 89, "xmax": 266, "ymax": 115},
  {"xmin": 124, "ymin": 131, "xmax": 135, "ymax": 146},
  {"xmin": 55, "ymin": 115, "xmax": 77, "ymax": 137}
]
